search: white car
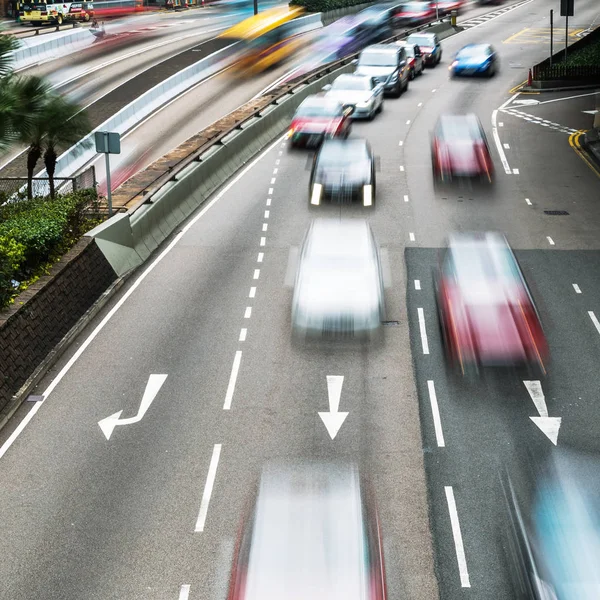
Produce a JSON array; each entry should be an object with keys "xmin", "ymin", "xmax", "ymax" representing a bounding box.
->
[
  {"xmin": 292, "ymin": 218, "xmax": 385, "ymax": 339},
  {"xmin": 323, "ymin": 74, "xmax": 384, "ymax": 120}
]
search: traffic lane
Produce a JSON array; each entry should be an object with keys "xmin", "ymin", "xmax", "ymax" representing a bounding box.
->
[
  {"xmin": 404, "ymin": 246, "xmax": 600, "ymax": 599},
  {"xmin": 0, "ymin": 139, "xmax": 288, "ymax": 599},
  {"xmin": 187, "ymin": 135, "xmax": 439, "ymax": 599}
]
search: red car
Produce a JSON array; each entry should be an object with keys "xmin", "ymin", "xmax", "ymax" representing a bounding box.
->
[
  {"xmin": 393, "ymin": 1, "xmax": 436, "ymax": 26},
  {"xmin": 435, "ymin": 233, "xmax": 548, "ymax": 374},
  {"xmin": 431, "ymin": 114, "xmax": 494, "ymax": 182},
  {"xmin": 288, "ymin": 96, "xmax": 353, "ymax": 149},
  {"xmin": 432, "ymin": 0, "xmax": 465, "ymax": 15},
  {"xmin": 227, "ymin": 462, "xmax": 388, "ymax": 600}
]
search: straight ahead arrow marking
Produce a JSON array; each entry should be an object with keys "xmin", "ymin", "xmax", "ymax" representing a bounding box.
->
[
  {"xmin": 523, "ymin": 380, "xmax": 561, "ymax": 445},
  {"xmin": 319, "ymin": 375, "xmax": 348, "ymax": 440}
]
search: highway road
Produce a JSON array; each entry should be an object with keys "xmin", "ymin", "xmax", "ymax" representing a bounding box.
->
[{"xmin": 1, "ymin": 0, "xmax": 600, "ymax": 598}]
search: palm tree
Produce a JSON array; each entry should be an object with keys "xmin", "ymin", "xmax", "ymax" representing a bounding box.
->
[
  {"xmin": 0, "ymin": 32, "xmax": 20, "ymax": 153},
  {"xmin": 0, "ymin": 33, "xmax": 18, "ymax": 79},
  {"xmin": 41, "ymin": 95, "xmax": 91, "ymax": 198}
]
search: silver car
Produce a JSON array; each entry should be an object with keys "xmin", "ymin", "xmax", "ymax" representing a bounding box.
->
[
  {"xmin": 323, "ymin": 73, "xmax": 384, "ymax": 119},
  {"xmin": 292, "ymin": 218, "xmax": 385, "ymax": 338},
  {"xmin": 355, "ymin": 43, "xmax": 410, "ymax": 96}
]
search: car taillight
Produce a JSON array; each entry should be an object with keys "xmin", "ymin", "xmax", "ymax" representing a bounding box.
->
[{"xmin": 513, "ymin": 301, "xmax": 548, "ymax": 370}]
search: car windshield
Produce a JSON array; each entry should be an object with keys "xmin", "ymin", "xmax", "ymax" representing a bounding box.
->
[
  {"xmin": 297, "ymin": 103, "xmax": 342, "ymax": 118},
  {"xmin": 359, "ymin": 50, "xmax": 397, "ymax": 66},
  {"xmin": 318, "ymin": 142, "xmax": 369, "ymax": 168},
  {"xmin": 457, "ymin": 45, "xmax": 489, "ymax": 59},
  {"xmin": 407, "ymin": 35, "xmax": 434, "ymax": 46},
  {"xmin": 438, "ymin": 117, "xmax": 482, "ymax": 142},
  {"xmin": 332, "ymin": 76, "xmax": 369, "ymax": 91}
]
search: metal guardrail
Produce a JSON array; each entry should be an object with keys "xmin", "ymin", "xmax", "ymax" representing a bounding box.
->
[
  {"xmin": 533, "ymin": 64, "xmax": 600, "ymax": 82},
  {"xmin": 9, "ymin": 22, "xmax": 82, "ymax": 38},
  {"xmin": 115, "ymin": 14, "xmax": 452, "ymax": 213}
]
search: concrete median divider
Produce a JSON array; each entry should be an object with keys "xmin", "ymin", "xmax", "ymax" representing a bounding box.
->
[{"xmin": 89, "ymin": 62, "xmax": 353, "ymax": 275}]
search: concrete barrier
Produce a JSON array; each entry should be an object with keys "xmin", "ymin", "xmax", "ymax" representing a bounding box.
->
[
  {"xmin": 10, "ymin": 28, "xmax": 98, "ymax": 71},
  {"xmin": 89, "ymin": 61, "xmax": 354, "ymax": 275}
]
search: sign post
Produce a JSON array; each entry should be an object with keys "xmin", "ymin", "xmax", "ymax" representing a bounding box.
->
[
  {"xmin": 94, "ymin": 131, "xmax": 121, "ymax": 217},
  {"xmin": 560, "ymin": 0, "xmax": 574, "ymax": 63},
  {"xmin": 550, "ymin": 9, "xmax": 553, "ymax": 67}
]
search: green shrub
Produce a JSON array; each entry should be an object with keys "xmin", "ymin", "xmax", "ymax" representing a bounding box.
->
[
  {"xmin": 291, "ymin": 0, "xmax": 371, "ymax": 12},
  {"xmin": 0, "ymin": 188, "xmax": 98, "ymax": 308}
]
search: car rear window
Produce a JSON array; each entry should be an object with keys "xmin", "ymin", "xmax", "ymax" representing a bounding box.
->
[
  {"xmin": 407, "ymin": 34, "xmax": 434, "ymax": 46},
  {"xmin": 297, "ymin": 103, "xmax": 342, "ymax": 118},
  {"xmin": 332, "ymin": 76, "xmax": 370, "ymax": 91},
  {"xmin": 457, "ymin": 45, "xmax": 489, "ymax": 59},
  {"xmin": 359, "ymin": 50, "xmax": 398, "ymax": 66}
]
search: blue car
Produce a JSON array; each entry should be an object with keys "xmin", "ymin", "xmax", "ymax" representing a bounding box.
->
[{"xmin": 449, "ymin": 44, "xmax": 498, "ymax": 77}]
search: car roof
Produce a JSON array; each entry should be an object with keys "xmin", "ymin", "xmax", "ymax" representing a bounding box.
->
[
  {"xmin": 244, "ymin": 462, "xmax": 369, "ymax": 600},
  {"xmin": 459, "ymin": 43, "xmax": 491, "ymax": 52},
  {"xmin": 447, "ymin": 231, "xmax": 508, "ymax": 251},
  {"xmin": 319, "ymin": 137, "xmax": 371, "ymax": 155},
  {"xmin": 436, "ymin": 113, "xmax": 483, "ymax": 134},
  {"xmin": 362, "ymin": 43, "xmax": 398, "ymax": 53},
  {"xmin": 307, "ymin": 218, "xmax": 374, "ymax": 257},
  {"xmin": 408, "ymin": 31, "xmax": 435, "ymax": 39},
  {"xmin": 336, "ymin": 72, "xmax": 371, "ymax": 81}
]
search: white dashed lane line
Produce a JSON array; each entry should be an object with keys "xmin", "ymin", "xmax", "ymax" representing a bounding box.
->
[
  {"xmin": 249, "ymin": 287, "xmax": 256, "ymax": 298},
  {"xmin": 257, "ymin": 252, "xmax": 264, "ymax": 263},
  {"xmin": 415, "ymin": 279, "xmax": 421, "ymax": 290},
  {"xmin": 239, "ymin": 328, "xmax": 247, "ymax": 342},
  {"xmin": 244, "ymin": 307, "xmax": 252, "ymax": 318},
  {"xmin": 427, "ymin": 380, "xmax": 446, "ymax": 447},
  {"xmin": 589, "ymin": 311, "xmax": 600, "ymax": 336},
  {"xmin": 223, "ymin": 352, "xmax": 243, "ymax": 410},
  {"xmin": 445, "ymin": 486, "xmax": 471, "ymax": 588},
  {"xmin": 547, "ymin": 236, "xmax": 555, "ymax": 246},
  {"xmin": 417, "ymin": 307, "xmax": 430, "ymax": 355},
  {"xmin": 573, "ymin": 284, "xmax": 582, "ymax": 294},
  {"xmin": 260, "ymin": 237, "xmax": 266, "ymax": 246},
  {"xmin": 525, "ymin": 198, "xmax": 532, "ymax": 205},
  {"xmin": 179, "ymin": 584, "xmax": 191, "ymax": 600},
  {"xmin": 253, "ymin": 269, "xmax": 260, "ymax": 280},
  {"xmin": 404, "ymin": 194, "xmax": 409, "ymax": 203},
  {"xmin": 195, "ymin": 444, "xmax": 222, "ymax": 531}
]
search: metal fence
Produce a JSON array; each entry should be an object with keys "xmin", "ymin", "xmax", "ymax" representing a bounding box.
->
[
  {"xmin": 533, "ymin": 63, "xmax": 600, "ymax": 82},
  {"xmin": 0, "ymin": 165, "xmax": 96, "ymax": 202}
]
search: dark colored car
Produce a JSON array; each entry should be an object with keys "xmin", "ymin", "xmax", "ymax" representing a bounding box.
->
[
  {"xmin": 431, "ymin": 114, "xmax": 494, "ymax": 182},
  {"xmin": 450, "ymin": 43, "xmax": 498, "ymax": 77},
  {"xmin": 395, "ymin": 40, "xmax": 424, "ymax": 78},
  {"xmin": 355, "ymin": 4, "xmax": 395, "ymax": 42},
  {"xmin": 317, "ymin": 15, "xmax": 383, "ymax": 61},
  {"xmin": 434, "ymin": 232, "xmax": 548, "ymax": 374},
  {"xmin": 406, "ymin": 32, "xmax": 442, "ymax": 66},
  {"xmin": 502, "ymin": 448, "xmax": 600, "ymax": 599},
  {"xmin": 227, "ymin": 461, "xmax": 388, "ymax": 600},
  {"xmin": 393, "ymin": 1, "xmax": 435, "ymax": 26},
  {"xmin": 355, "ymin": 44, "xmax": 410, "ymax": 96},
  {"xmin": 289, "ymin": 96, "xmax": 353, "ymax": 148},
  {"xmin": 309, "ymin": 138, "xmax": 377, "ymax": 207}
]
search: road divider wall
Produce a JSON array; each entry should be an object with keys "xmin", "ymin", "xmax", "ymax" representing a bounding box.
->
[{"xmin": 88, "ymin": 60, "xmax": 354, "ymax": 276}]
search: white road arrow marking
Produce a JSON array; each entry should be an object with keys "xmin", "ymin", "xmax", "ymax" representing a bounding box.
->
[
  {"xmin": 319, "ymin": 375, "xmax": 348, "ymax": 440},
  {"xmin": 98, "ymin": 374, "xmax": 168, "ymax": 440},
  {"xmin": 513, "ymin": 99, "xmax": 540, "ymax": 106},
  {"xmin": 523, "ymin": 380, "xmax": 561, "ymax": 445},
  {"xmin": 583, "ymin": 110, "xmax": 599, "ymax": 115}
]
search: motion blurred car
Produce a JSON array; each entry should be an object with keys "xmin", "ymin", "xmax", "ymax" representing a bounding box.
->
[
  {"xmin": 323, "ymin": 74, "xmax": 384, "ymax": 119},
  {"xmin": 292, "ymin": 219, "xmax": 385, "ymax": 338},
  {"xmin": 434, "ymin": 0, "xmax": 465, "ymax": 15},
  {"xmin": 406, "ymin": 32, "xmax": 442, "ymax": 66},
  {"xmin": 355, "ymin": 44, "xmax": 410, "ymax": 96},
  {"xmin": 355, "ymin": 4, "xmax": 395, "ymax": 42},
  {"xmin": 502, "ymin": 448, "xmax": 600, "ymax": 599},
  {"xmin": 431, "ymin": 114, "xmax": 494, "ymax": 182},
  {"xmin": 313, "ymin": 15, "xmax": 381, "ymax": 62},
  {"xmin": 309, "ymin": 139, "xmax": 377, "ymax": 207},
  {"xmin": 395, "ymin": 40, "xmax": 424, "ymax": 78},
  {"xmin": 435, "ymin": 233, "xmax": 548, "ymax": 374},
  {"xmin": 393, "ymin": 1, "xmax": 435, "ymax": 26},
  {"xmin": 288, "ymin": 96, "xmax": 353, "ymax": 148},
  {"xmin": 449, "ymin": 43, "xmax": 498, "ymax": 77},
  {"xmin": 227, "ymin": 461, "xmax": 388, "ymax": 600}
]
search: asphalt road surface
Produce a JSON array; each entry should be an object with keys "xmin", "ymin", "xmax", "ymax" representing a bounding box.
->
[{"xmin": 1, "ymin": 0, "xmax": 600, "ymax": 598}]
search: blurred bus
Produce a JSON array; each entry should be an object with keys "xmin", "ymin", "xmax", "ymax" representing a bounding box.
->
[{"xmin": 219, "ymin": 6, "xmax": 309, "ymax": 75}]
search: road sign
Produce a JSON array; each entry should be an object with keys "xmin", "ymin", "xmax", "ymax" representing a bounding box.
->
[
  {"xmin": 560, "ymin": 0, "xmax": 573, "ymax": 17},
  {"xmin": 94, "ymin": 131, "xmax": 121, "ymax": 216}
]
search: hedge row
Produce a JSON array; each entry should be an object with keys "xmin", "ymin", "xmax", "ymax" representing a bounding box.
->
[
  {"xmin": 0, "ymin": 189, "xmax": 99, "ymax": 309},
  {"xmin": 291, "ymin": 0, "xmax": 372, "ymax": 13},
  {"xmin": 563, "ymin": 38, "xmax": 600, "ymax": 67}
]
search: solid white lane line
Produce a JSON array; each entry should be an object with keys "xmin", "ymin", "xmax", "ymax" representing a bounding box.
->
[
  {"xmin": 444, "ymin": 486, "xmax": 471, "ymax": 588},
  {"xmin": 260, "ymin": 237, "xmax": 266, "ymax": 246},
  {"xmin": 547, "ymin": 236, "xmax": 555, "ymax": 245},
  {"xmin": 415, "ymin": 279, "xmax": 421, "ymax": 290},
  {"xmin": 262, "ymin": 223, "xmax": 268, "ymax": 232},
  {"xmin": 224, "ymin": 352, "xmax": 242, "ymax": 410},
  {"xmin": 266, "ymin": 198, "xmax": 271, "ymax": 206},
  {"xmin": 179, "ymin": 584, "xmax": 191, "ymax": 600},
  {"xmin": 409, "ymin": 232, "xmax": 415, "ymax": 241},
  {"xmin": 491, "ymin": 109, "xmax": 512, "ymax": 174},
  {"xmin": 417, "ymin": 308, "xmax": 430, "ymax": 355},
  {"xmin": 244, "ymin": 307, "xmax": 252, "ymax": 318},
  {"xmin": 195, "ymin": 444, "xmax": 222, "ymax": 531},
  {"xmin": 404, "ymin": 194, "xmax": 409, "ymax": 202},
  {"xmin": 427, "ymin": 381, "xmax": 445, "ymax": 447},
  {"xmin": 573, "ymin": 284, "xmax": 582, "ymax": 294},
  {"xmin": 253, "ymin": 269, "xmax": 260, "ymax": 280},
  {"xmin": 264, "ymin": 210, "xmax": 270, "ymax": 218},
  {"xmin": 525, "ymin": 198, "xmax": 532, "ymax": 205},
  {"xmin": 239, "ymin": 328, "xmax": 247, "ymax": 342},
  {"xmin": 0, "ymin": 134, "xmax": 287, "ymax": 461},
  {"xmin": 589, "ymin": 311, "xmax": 600, "ymax": 335},
  {"xmin": 268, "ymin": 187, "xmax": 273, "ymax": 195},
  {"xmin": 249, "ymin": 287, "xmax": 256, "ymax": 298},
  {"xmin": 257, "ymin": 252, "xmax": 264, "ymax": 263}
]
